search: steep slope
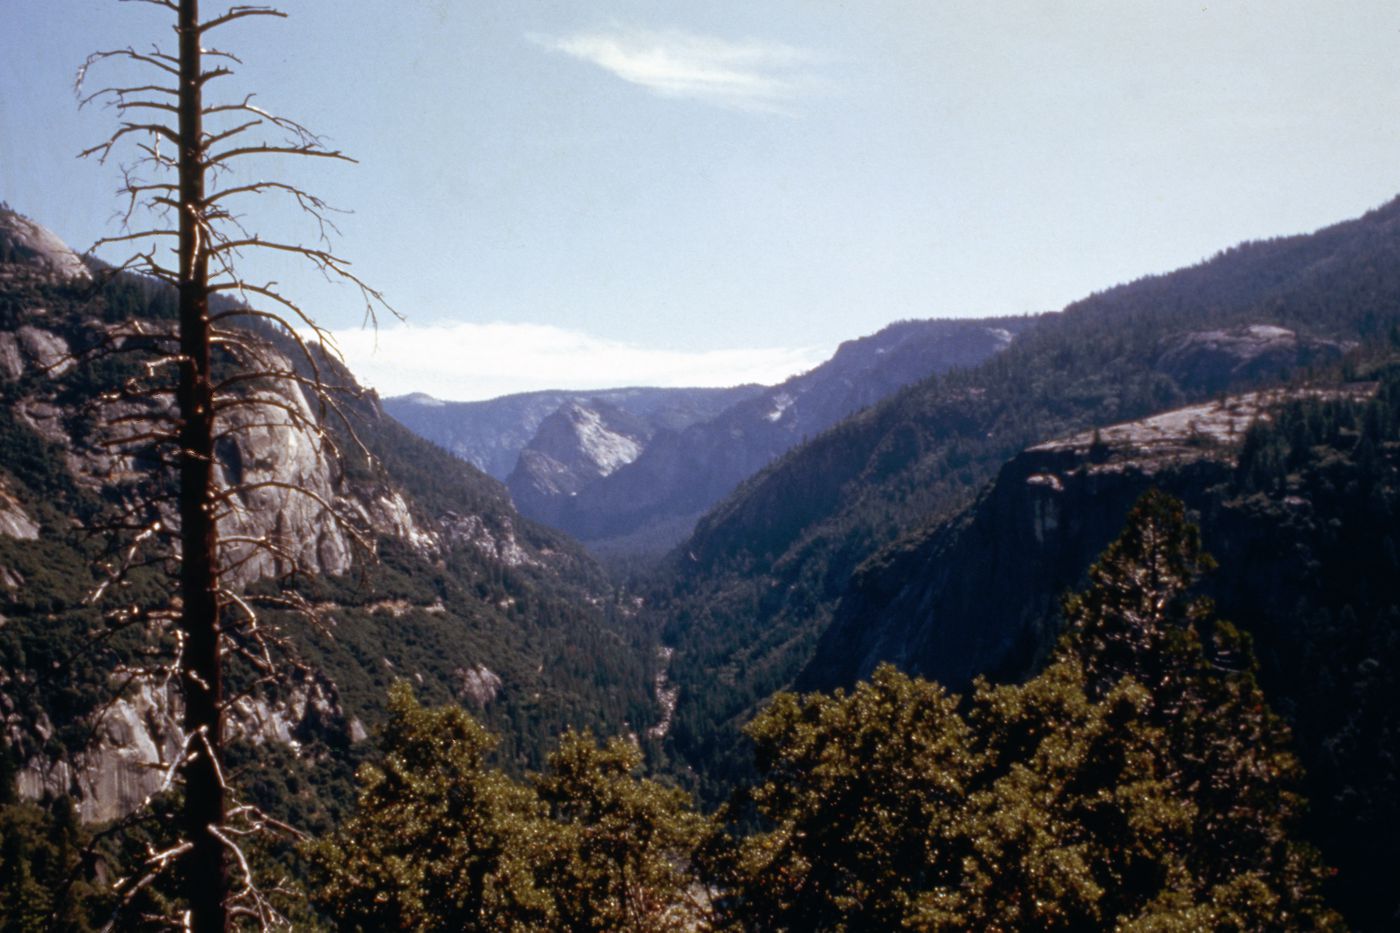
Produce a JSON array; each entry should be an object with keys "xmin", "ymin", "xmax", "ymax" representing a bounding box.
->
[
  {"xmin": 384, "ymin": 385, "xmax": 761, "ymax": 480},
  {"xmin": 505, "ymin": 399, "xmax": 651, "ymax": 527},
  {"xmin": 547, "ymin": 318, "xmax": 1026, "ymax": 553},
  {"xmin": 804, "ymin": 377, "xmax": 1400, "ymax": 929},
  {"xmin": 653, "ymin": 196, "xmax": 1396, "ymax": 803},
  {"xmin": 0, "ymin": 210, "xmax": 656, "ymax": 825}
]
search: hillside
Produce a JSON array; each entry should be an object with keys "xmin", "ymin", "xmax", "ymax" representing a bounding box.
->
[
  {"xmin": 652, "ymin": 196, "xmax": 1397, "ymax": 806},
  {"xmin": 0, "ymin": 210, "xmax": 658, "ymax": 828},
  {"xmin": 383, "ymin": 385, "xmax": 761, "ymax": 480},
  {"xmin": 536, "ymin": 317, "xmax": 1028, "ymax": 554},
  {"xmin": 802, "ymin": 376, "xmax": 1400, "ymax": 928}
]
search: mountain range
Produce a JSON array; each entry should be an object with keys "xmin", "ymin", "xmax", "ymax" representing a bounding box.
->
[{"xmin": 393, "ymin": 318, "xmax": 1029, "ymax": 555}]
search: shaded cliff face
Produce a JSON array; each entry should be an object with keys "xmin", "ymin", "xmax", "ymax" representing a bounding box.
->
[
  {"xmin": 0, "ymin": 211, "xmax": 655, "ymax": 822},
  {"xmin": 800, "ymin": 379, "xmax": 1400, "ymax": 928},
  {"xmin": 1155, "ymin": 324, "xmax": 1350, "ymax": 393},
  {"xmin": 803, "ymin": 393, "xmax": 1290, "ymax": 691}
]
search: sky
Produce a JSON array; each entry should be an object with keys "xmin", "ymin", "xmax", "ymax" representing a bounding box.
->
[{"xmin": 4, "ymin": 1, "xmax": 1400, "ymax": 400}]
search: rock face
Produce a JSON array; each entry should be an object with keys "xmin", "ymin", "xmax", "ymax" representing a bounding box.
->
[
  {"xmin": 0, "ymin": 209, "xmax": 618, "ymax": 823},
  {"xmin": 506, "ymin": 400, "xmax": 650, "ymax": 526},
  {"xmin": 801, "ymin": 389, "xmax": 1364, "ymax": 692},
  {"xmin": 9, "ymin": 670, "xmax": 343, "ymax": 824},
  {"xmin": 1155, "ymin": 324, "xmax": 1349, "ymax": 393},
  {"xmin": 0, "ymin": 211, "xmax": 91, "ymax": 282},
  {"xmin": 541, "ymin": 318, "xmax": 1026, "ymax": 552},
  {"xmin": 384, "ymin": 385, "xmax": 762, "ymax": 480}
]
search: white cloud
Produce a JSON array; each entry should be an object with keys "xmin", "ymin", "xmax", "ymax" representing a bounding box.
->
[
  {"xmin": 534, "ymin": 28, "xmax": 823, "ymax": 113},
  {"xmin": 319, "ymin": 320, "xmax": 829, "ymax": 402}
]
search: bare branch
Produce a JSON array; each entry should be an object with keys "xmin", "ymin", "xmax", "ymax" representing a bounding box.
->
[
  {"xmin": 200, "ymin": 6, "xmax": 288, "ymax": 34},
  {"xmin": 205, "ymin": 142, "xmax": 355, "ymax": 167},
  {"xmin": 200, "ymin": 66, "xmax": 235, "ymax": 85},
  {"xmin": 77, "ymin": 48, "xmax": 180, "ymax": 88},
  {"xmin": 91, "ymin": 229, "xmax": 179, "ymax": 250},
  {"xmin": 114, "ymin": 99, "xmax": 181, "ymax": 117},
  {"xmin": 79, "ymin": 83, "xmax": 178, "ymax": 109}
]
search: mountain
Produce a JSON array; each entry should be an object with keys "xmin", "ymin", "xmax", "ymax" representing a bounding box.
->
[
  {"xmin": 383, "ymin": 385, "xmax": 761, "ymax": 480},
  {"xmin": 0, "ymin": 210, "xmax": 657, "ymax": 825},
  {"xmin": 804, "ymin": 377, "xmax": 1400, "ymax": 928},
  {"xmin": 505, "ymin": 398, "xmax": 652, "ymax": 527},
  {"xmin": 528, "ymin": 318, "xmax": 1028, "ymax": 554},
  {"xmin": 652, "ymin": 197, "xmax": 1393, "ymax": 806}
]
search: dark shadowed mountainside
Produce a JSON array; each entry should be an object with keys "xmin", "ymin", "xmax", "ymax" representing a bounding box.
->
[{"xmin": 652, "ymin": 196, "xmax": 1396, "ymax": 808}]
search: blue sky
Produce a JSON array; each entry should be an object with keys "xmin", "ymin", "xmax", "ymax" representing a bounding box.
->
[{"xmin": 4, "ymin": 1, "xmax": 1400, "ymax": 399}]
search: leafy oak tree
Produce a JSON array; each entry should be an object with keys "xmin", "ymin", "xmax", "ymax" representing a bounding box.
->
[
  {"xmin": 534, "ymin": 731, "xmax": 711, "ymax": 933},
  {"xmin": 307, "ymin": 684, "xmax": 552, "ymax": 931}
]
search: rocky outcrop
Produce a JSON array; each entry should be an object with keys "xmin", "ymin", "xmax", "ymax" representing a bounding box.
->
[
  {"xmin": 0, "ymin": 480, "xmax": 40, "ymax": 540},
  {"xmin": 0, "ymin": 211, "xmax": 91, "ymax": 282},
  {"xmin": 1155, "ymin": 324, "xmax": 1349, "ymax": 393},
  {"xmin": 506, "ymin": 400, "xmax": 649, "ymax": 525},
  {"xmin": 454, "ymin": 665, "xmax": 503, "ymax": 707},
  {"xmin": 801, "ymin": 389, "xmax": 1366, "ymax": 692},
  {"xmin": 6, "ymin": 668, "xmax": 346, "ymax": 824},
  {"xmin": 441, "ymin": 511, "xmax": 539, "ymax": 569}
]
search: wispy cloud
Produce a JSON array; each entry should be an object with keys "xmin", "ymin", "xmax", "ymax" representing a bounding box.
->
[
  {"xmin": 320, "ymin": 321, "xmax": 828, "ymax": 402},
  {"xmin": 533, "ymin": 28, "xmax": 824, "ymax": 113}
]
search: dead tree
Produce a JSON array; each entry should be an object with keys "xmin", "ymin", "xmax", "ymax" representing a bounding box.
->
[{"xmin": 75, "ymin": 1, "xmax": 391, "ymax": 928}]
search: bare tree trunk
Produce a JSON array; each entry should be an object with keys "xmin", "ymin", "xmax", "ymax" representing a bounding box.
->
[
  {"xmin": 176, "ymin": 1, "xmax": 227, "ymax": 929},
  {"xmin": 78, "ymin": 1, "xmax": 392, "ymax": 921}
]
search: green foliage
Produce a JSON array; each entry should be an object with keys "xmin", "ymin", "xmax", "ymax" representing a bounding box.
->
[
  {"xmin": 0, "ymin": 793, "xmax": 104, "ymax": 932},
  {"xmin": 308, "ymin": 683, "xmax": 553, "ymax": 931},
  {"xmin": 309, "ymin": 686, "xmax": 710, "ymax": 932},
  {"xmin": 534, "ymin": 731, "xmax": 710, "ymax": 932},
  {"xmin": 714, "ymin": 667, "xmax": 976, "ymax": 931},
  {"xmin": 710, "ymin": 493, "xmax": 1340, "ymax": 931}
]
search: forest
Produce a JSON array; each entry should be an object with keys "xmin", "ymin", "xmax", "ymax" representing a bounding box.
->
[{"xmin": 0, "ymin": 491, "xmax": 1344, "ymax": 930}]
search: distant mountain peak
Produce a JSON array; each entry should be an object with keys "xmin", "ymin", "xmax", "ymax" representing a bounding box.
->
[
  {"xmin": 398, "ymin": 391, "xmax": 446, "ymax": 407},
  {"xmin": 0, "ymin": 209, "xmax": 91, "ymax": 281}
]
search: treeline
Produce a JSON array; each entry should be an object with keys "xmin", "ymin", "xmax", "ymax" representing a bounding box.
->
[
  {"xmin": 304, "ymin": 492, "xmax": 1338, "ymax": 930},
  {"xmin": 3, "ymin": 492, "xmax": 1332, "ymax": 930}
]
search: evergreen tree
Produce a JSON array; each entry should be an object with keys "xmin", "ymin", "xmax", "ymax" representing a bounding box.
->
[
  {"xmin": 534, "ymin": 731, "xmax": 709, "ymax": 932},
  {"xmin": 1057, "ymin": 490, "xmax": 1335, "ymax": 927},
  {"xmin": 307, "ymin": 684, "xmax": 553, "ymax": 931},
  {"xmin": 718, "ymin": 491, "xmax": 1340, "ymax": 931}
]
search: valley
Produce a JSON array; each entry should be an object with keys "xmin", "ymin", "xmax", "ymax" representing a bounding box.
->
[{"xmin": 5, "ymin": 194, "xmax": 1400, "ymax": 926}]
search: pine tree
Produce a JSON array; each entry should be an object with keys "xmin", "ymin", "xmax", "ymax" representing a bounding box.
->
[{"xmin": 1054, "ymin": 490, "xmax": 1337, "ymax": 928}]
